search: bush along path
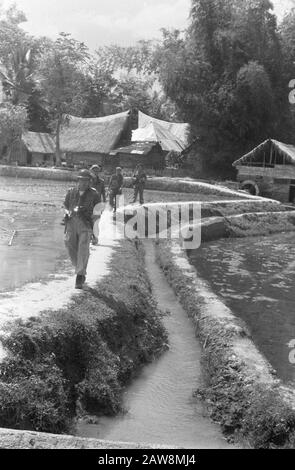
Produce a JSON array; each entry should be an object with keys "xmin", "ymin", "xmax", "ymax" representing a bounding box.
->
[
  {"xmin": 155, "ymin": 240, "xmax": 295, "ymax": 449},
  {"xmin": 0, "ymin": 240, "xmax": 168, "ymax": 434}
]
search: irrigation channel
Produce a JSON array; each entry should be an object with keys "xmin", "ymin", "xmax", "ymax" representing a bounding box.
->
[
  {"xmin": 0, "ymin": 175, "xmax": 237, "ymax": 447},
  {"xmin": 75, "ymin": 242, "xmax": 235, "ymax": 448},
  {"xmin": 1, "ymin": 174, "xmax": 294, "ymax": 446}
]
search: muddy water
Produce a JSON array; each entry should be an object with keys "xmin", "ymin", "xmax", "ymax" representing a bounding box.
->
[
  {"xmin": 0, "ymin": 201, "xmax": 67, "ymax": 292},
  {"xmin": 76, "ymin": 243, "xmax": 234, "ymax": 449},
  {"xmin": 189, "ymin": 232, "xmax": 295, "ymax": 385},
  {"xmin": 0, "ymin": 176, "xmax": 70, "ymax": 292}
]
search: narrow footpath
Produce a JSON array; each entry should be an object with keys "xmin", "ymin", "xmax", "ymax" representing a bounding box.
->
[{"xmin": 0, "ymin": 210, "xmax": 117, "ymax": 361}]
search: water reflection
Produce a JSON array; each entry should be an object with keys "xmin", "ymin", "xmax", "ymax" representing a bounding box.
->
[
  {"xmin": 189, "ymin": 232, "xmax": 295, "ymax": 384},
  {"xmin": 76, "ymin": 247, "xmax": 235, "ymax": 449},
  {"xmin": 0, "ymin": 202, "xmax": 67, "ymax": 292}
]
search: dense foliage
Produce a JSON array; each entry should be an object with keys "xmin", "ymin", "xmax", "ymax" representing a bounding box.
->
[
  {"xmin": 154, "ymin": 0, "xmax": 295, "ymax": 172},
  {"xmin": 1, "ymin": 1, "xmax": 295, "ymax": 173}
]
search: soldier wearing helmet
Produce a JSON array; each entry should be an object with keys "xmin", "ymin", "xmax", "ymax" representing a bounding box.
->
[{"xmin": 63, "ymin": 169, "xmax": 100, "ymax": 289}]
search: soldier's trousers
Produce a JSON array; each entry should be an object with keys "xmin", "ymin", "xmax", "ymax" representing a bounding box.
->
[
  {"xmin": 64, "ymin": 216, "xmax": 92, "ymax": 276},
  {"xmin": 133, "ymin": 185, "xmax": 144, "ymax": 204}
]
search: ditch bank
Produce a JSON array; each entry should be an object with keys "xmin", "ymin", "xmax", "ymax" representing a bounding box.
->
[
  {"xmin": 156, "ymin": 240, "xmax": 295, "ymax": 448},
  {"xmin": 120, "ymin": 200, "xmax": 294, "ymax": 244},
  {"xmin": 123, "ymin": 177, "xmax": 259, "ymax": 200},
  {"xmin": 0, "ymin": 165, "xmax": 260, "ymax": 200},
  {"xmin": 0, "ymin": 239, "xmax": 167, "ymax": 436},
  {"xmin": 0, "ymin": 428, "xmax": 169, "ymax": 449},
  {"xmin": 197, "ymin": 210, "xmax": 295, "ymax": 242},
  {"xmin": 0, "ymin": 165, "xmax": 76, "ymax": 182}
]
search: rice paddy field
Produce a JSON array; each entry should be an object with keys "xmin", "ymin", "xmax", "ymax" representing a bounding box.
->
[
  {"xmin": 0, "ymin": 175, "xmax": 237, "ymax": 293},
  {"xmin": 189, "ymin": 233, "xmax": 295, "ymax": 386}
]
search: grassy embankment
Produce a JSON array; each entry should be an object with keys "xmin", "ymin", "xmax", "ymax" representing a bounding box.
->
[
  {"xmin": 0, "ymin": 240, "xmax": 167, "ymax": 434},
  {"xmin": 156, "ymin": 241, "xmax": 295, "ymax": 449}
]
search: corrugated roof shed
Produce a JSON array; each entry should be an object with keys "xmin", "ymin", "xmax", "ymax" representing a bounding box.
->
[
  {"xmin": 233, "ymin": 139, "xmax": 295, "ymax": 166},
  {"xmin": 60, "ymin": 111, "xmax": 130, "ymax": 154},
  {"xmin": 137, "ymin": 110, "xmax": 190, "ymax": 148},
  {"xmin": 132, "ymin": 121, "xmax": 185, "ymax": 152},
  {"xmin": 22, "ymin": 131, "xmax": 55, "ymax": 154}
]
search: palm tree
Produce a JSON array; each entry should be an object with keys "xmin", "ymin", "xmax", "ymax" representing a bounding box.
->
[{"xmin": 0, "ymin": 44, "xmax": 35, "ymax": 105}]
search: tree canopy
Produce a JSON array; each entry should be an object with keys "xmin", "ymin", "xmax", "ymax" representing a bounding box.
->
[{"xmin": 1, "ymin": 1, "xmax": 295, "ymax": 175}]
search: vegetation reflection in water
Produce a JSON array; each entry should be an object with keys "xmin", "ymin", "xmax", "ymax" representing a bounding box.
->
[{"xmin": 189, "ymin": 232, "xmax": 295, "ymax": 385}]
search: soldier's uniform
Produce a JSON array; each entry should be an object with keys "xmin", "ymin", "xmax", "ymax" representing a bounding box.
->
[
  {"xmin": 133, "ymin": 169, "xmax": 147, "ymax": 205},
  {"xmin": 91, "ymin": 175, "xmax": 106, "ymax": 203},
  {"xmin": 109, "ymin": 171, "xmax": 124, "ymax": 211},
  {"xmin": 64, "ymin": 177, "xmax": 100, "ymax": 286}
]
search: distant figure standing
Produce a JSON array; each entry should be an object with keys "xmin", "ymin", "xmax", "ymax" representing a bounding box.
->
[
  {"xmin": 90, "ymin": 165, "xmax": 106, "ymax": 203},
  {"xmin": 90, "ymin": 165, "xmax": 106, "ymax": 245},
  {"xmin": 132, "ymin": 164, "xmax": 147, "ymax": 205},
  {"xmin": 64, "ymin": 170, "xmax": 100, "ymax": 289},
  {"xmin": 109, "ymin": 167, "xmax": 124, "ymax": 212}
]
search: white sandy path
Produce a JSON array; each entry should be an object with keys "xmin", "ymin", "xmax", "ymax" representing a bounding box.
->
[{"xmin": 0, "ymin": 210, "xmax": 119, "ymax": 360}]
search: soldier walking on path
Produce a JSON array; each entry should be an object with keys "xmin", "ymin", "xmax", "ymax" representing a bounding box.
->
[
  {"xmin": 109, "ymin": 167, "xmax": 124, "ymax": 212},
  {"xmin": 64, "ymin": 169, "xmax": 100, "ymax": 289},
  {"xmin": 90, "ymin": 165, "xmax": 106, "ymax": 203},
  {"xmin": 132, "ymin": 164, "xmax": 147, "ymax": 205}
]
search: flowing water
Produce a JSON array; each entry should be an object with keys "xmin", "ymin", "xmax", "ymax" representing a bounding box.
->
[
  {"xmin": 189, "ymin": 232, "xmax": 295, "ymax": 385},
  {"xmin": 76, "ymin": 243, "xmax": 235, "ymax": 448}
]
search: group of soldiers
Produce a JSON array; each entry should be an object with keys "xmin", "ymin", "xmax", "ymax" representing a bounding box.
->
[{"xmin": 63, "ymin": 164, "xmax": 147, "ymax": 289}]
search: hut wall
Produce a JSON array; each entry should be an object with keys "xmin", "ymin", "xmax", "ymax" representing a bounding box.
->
[
  {"xmin": 236, "ymin": 165, "xmax": 294, "ymax": 202},
  {"xmin": 117, "ymin": 154, "xmax": 142, "ymax": 169},
  {"xmin": 31, "ymin": 153, "xmax": 55, "ymax": 166},
  {"xmin": 236, "ymin": 165, "xmax": 295, "ymax": 179},
  {"xmin": 66, "ymin": 152, "xmax": 105, "ymax": 167},
  {"xmin": 108, "ymin": 151, "xmax": 165, "ymax": 171},
  {"xmin": 9, "ymin": 140, "xmax": 27, "ymax": 164},
  {"xmin": 265, "ymin": 182, "xmax": 291, "ymax": 203},
  {"xmin": 149, "ymin": 149, "xmax": 165, "ymax": 170}
]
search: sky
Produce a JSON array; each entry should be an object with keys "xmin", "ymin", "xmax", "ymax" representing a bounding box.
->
[{"xmin": 1, "ymin": 0, "xmax": 295, "ymax": 50}]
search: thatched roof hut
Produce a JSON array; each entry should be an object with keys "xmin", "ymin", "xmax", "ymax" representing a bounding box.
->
[
  {"xmin": 233, "ymin": 138, "xmax": 295, "ymax": 202},
  {"xmin": 6, "ymin": 131, "xmax": 55, "ymax": 166},
  {"xmin": 22, "ymin": 131, "xmax": 55, "ymax": 155},
  {"xmin": 60, "ymin": 111, "xmax": 130, "ymax": 166},
  {"xmin": 233, "ymin": 139, "xmax": 295, "ymax": 167},
  {"xmin": 60, "ymin": 111, "xmax": 130, "ymax": 153}
]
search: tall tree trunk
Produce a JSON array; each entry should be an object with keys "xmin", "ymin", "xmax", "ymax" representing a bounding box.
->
[
  {"xmin": 6, "ymin": 145, "xmax": 12, "ymax": 164},
  {"xmin": 55, "ymin": 115, "xmax": 62, "ymax": 166}
]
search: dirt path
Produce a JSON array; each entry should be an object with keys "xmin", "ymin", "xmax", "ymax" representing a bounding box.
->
[{"xmin": 0, "ymin": 209, "xmax": 117, "ymax": 360}]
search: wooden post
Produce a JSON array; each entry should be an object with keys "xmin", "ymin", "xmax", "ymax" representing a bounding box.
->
[
  {"xmin": 270, "ymin": 145, "xmax": 273, "ymax": 166},
  {"xmin": 8, "ymin": 230, "xmax": 17, "ymax": 246}
]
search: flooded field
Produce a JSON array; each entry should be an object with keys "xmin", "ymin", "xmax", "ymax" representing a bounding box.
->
[
  {"xmin": 0, "ymin": 201, "xmax": 67, "ymax": 292},
  {"xmin": 0, "ymin": 175, "xmax": 237, "ymax": 205},
  {"xmin": 0, "ymin": 176, "xmax": 68, "ymax": 292},
  {"xmin": 0, "ymin": 175, "xmax": 234, "ymax": 293},
  {"xmin": 0, "ymin": 175, "xmax": 239, "ymax": 447},
  {"xmin": 189, "ymin": 232, "xmax": 295, "ymax": 385}
]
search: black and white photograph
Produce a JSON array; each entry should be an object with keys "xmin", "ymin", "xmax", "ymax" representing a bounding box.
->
[{"xmin": 0, "ymin": 0, "xmax": 295, "ymax": 457}]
